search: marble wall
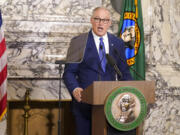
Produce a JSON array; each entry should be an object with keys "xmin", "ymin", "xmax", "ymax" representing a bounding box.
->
[
  {"xmin": 0, "ymin": 0, "xmax": 180, "ymax": 135},
  {"xmin": 143, "ymin": 0, "xmax": 180, "ymax": 135}
]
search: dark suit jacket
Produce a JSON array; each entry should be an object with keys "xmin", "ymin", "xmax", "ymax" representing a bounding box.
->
[{"xmin": 63, "ymin": 30, "xmax": 133, "ymax": 94}]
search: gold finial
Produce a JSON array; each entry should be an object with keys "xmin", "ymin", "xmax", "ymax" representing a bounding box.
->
[{"xmin": 23, "ymin": 89, "xmax": 31, "ymax": 135}]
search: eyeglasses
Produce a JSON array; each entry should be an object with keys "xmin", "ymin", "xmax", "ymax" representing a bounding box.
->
[{"xmin": 93, "ymin": 17, "xmax": 110, "ymax": 24}]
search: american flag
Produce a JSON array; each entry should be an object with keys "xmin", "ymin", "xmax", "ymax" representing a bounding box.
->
[{"xmin": 0, "ymin": 10, "xmax": 7, "ymax": 121}]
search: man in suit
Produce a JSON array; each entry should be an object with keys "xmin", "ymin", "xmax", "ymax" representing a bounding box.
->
[{"xmin": 63, "ymin": 7, "xmax": 135, "ymax": 135}]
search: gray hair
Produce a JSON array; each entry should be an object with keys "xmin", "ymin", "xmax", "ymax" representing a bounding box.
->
[{"xmin": 91, "ymin": 7, "xmax": 111, "ymax": 19}]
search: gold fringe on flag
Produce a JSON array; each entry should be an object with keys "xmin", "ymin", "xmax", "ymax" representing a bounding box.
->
[
  {"xmin": 135, "ymin": 0, "xmax": 138, "ymax": 18},
  {"xmin": 0, "ymin": 108, "xmax": 7, "ymax": 121}
]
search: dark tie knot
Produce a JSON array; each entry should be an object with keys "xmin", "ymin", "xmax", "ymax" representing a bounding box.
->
[{"xmin": 99, "ymin": 37, "xmax": 103, "ymax": 42}]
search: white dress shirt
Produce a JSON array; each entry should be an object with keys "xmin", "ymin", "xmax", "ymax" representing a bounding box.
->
[{"xmin": 92, "ymin": 31, "xmax": 109, "ymax": 54}]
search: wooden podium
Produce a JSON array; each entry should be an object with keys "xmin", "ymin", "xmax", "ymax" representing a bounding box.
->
[{"xmin": 81, "ymin": 81, "xmax": 155, "ymax": 135}]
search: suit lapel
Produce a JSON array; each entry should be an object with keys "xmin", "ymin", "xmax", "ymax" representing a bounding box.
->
[
  {"xmin": 83, "ymin": 31, "xmax": 102, "ymax": 72},
  {"xmin": 89, "ymin": 31, "xmax": 100, "ymax": 60},
  {"xmin": 108, "ymin": 33, "xmax": 114, "ymax": 57},
  {"xmin": 106, "ymin": 33, "xmax": 117, "ymax": 72},
  {"xmin": 83, "ymin": 31, "xmax": 115, "ymax": 73}
]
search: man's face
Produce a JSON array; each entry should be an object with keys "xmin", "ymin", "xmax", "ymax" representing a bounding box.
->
[{"xmin": 91, "ymin": 9, "xmax": 111, "ymax": 36}]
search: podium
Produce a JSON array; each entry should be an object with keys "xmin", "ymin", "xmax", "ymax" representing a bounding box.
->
[{"xmin": 81, "ymin": 81, "xmax": 155, "ymax": 135}]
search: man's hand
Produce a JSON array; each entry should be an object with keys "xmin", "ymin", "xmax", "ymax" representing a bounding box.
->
[{"xmin": 72, "ymin": 87, "xmax": 83, "ymax": 102}]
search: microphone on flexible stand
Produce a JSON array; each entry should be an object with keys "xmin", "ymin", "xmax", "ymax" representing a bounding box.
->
[
  {"xmin": 106, "ymin": 54, "xmax": 122, "ymax": 80},
  {"xmin": 113, "ymin": 48, "xmax": 145, "ymax": 80}
]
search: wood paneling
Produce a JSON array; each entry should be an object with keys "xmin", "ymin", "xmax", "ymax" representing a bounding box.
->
[{"xmin": 7, "ymin": 101, "xmax": 76, "ymax": 135}]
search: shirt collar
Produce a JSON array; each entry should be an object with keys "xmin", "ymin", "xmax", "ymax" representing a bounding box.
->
[{"xmin": 91, "ymin": 30, "xmax": 108, "ymax": 40}]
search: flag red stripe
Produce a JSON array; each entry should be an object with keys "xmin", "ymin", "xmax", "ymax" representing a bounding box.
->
[
  {"xmin": 0, "ymin": 13, "xmax": 7, "ymax": 120},
  {"xmin": 0, "ymin": 65, "xmax": 7, "ymax": 86},
  {"xmin": 0, "ymin": 93, "xmax": 7, "ymax": 115},
  {"xmin": 0, "ymin": 38, "xmax": 6, "ymax": 58}
]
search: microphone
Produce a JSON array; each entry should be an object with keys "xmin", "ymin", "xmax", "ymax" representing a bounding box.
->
[
  {"xmin": 106, "ymin": 54, "xmax": 122, "ymax": 79},
  {"xmin": 113, "ymin": 47, "xmax": 145, "ymax": 80}
]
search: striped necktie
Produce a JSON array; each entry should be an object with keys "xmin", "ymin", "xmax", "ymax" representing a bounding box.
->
[{"xmin": 99, "ymin": 37, "xmax": 106, "ymax": 72}]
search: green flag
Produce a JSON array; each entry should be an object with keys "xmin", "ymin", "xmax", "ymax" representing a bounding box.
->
[{"xmin": 119, "ymin": 0, "xmax": 145, "ymax": 80}]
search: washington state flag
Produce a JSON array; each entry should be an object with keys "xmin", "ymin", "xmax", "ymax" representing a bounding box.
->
[{"xmin": 119, "ymin": 0, "xmax": 145, "ymax": 80}]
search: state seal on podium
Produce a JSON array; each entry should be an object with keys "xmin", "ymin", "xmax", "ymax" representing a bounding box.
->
[{"xmin": 104, "ymin": 86, "xmax": 147, "ymax": 131}]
